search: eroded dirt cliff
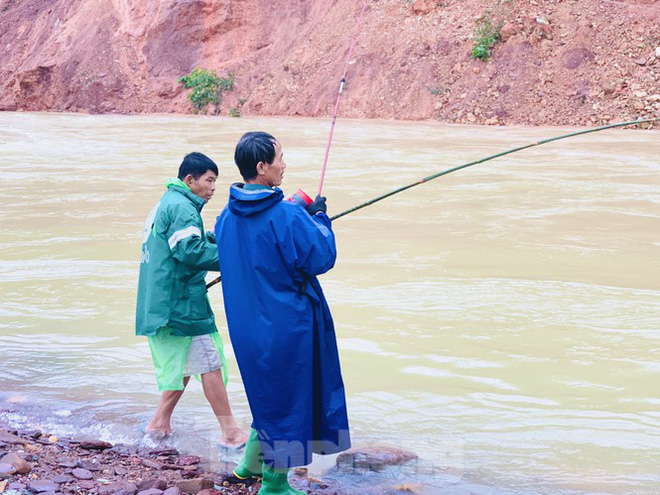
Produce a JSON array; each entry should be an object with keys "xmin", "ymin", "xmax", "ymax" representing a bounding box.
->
[{"xmin": 1, "ymin": 0, "xmax": 659, "ymax": 126}]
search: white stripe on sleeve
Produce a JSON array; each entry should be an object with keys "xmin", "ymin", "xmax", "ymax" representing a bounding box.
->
[{"xmin": 168, "ymin": 226, "xmax": 202, "ymax": 250}]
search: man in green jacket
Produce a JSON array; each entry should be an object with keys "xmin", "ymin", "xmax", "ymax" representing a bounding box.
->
[{"xmin": 135, "ymin": 152, "xmax": 247, "ymax": 448}]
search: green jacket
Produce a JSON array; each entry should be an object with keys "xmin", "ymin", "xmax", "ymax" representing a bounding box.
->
[{"xmin": 135, "ymin": 178, "xmax": 219, "ymax": 337}]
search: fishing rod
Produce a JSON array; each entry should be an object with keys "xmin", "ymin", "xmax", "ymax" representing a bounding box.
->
[
  {"xmin": 330, "ymin": 117, "xmax": 658, "ymax": 220},
  {"xmin": 287, "ymin": 2, "xmax": 368, "ymax": 208},
  {"xmin": 206, "ymin": 117, "xmax": 657, "ymax": 290},
  {"xmin": 209, "ymin": 5, "xmax": 370, "ymax": 291},
  {"xmin": 318, "ymin": 2, "xmax": 369, "ymax": 196}
]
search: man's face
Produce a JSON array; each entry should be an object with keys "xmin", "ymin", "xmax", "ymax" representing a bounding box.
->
[
  {"xmin": 185, "ymin": 170, "xmax": 217, "ymax": 202},
  {"xmin": 260, "ymin": 140, "xmax": 286, "ymax": 187}
]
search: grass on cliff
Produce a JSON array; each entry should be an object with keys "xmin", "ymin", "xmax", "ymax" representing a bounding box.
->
[
  {"xmin": 471, "ymin": 14, "xmax": 503, "ymax": 61},
  {"xmin": 178, "ymin": 68, "xmax": 235, "ymax": 115}
]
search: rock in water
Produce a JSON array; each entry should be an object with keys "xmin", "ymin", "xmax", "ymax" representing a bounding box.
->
[
  {"xmin": 176, "ymin": 456, "xmax": 200, "ymax": 466},
  {"xmin": 80, "ymin": 440, "xmax": 113, "ymax": 450},
  {"xmin": 148, "ymin": 448, "xmax": 179, "ymax": 457},
  {"xmin": 17, "ymin": 429, "xmax": 42, "ymax": 439},
  {"xmin": 336, "ymin": 445, "xmax": 418, "ymax": 472}
]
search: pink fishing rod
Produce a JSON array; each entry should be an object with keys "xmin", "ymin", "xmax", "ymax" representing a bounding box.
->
[{"xmin": 317, "ymin": 2, "xmax": 369, "ymax": 196}]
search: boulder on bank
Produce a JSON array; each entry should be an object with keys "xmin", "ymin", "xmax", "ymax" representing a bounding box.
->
[
  {"xmin": 137, "ymin": 478, "xmax": 169, "ymax": 491},
  {"xmin": 98, "ymin": 480, "xmax": 138, "ymax": 494},
  {"xmin": 0, "ymin": 452, "xmax": 31, "ymax": 474},
  {"xmin": 80, "ymin": 439, "xmax": 114, "ymax": 450},
  {"xmin": 336, "ymin": 445, "xmax": 418, "ymax": 472},
  {"xmin": 27, "ymin": 479, "xmax": 60, "ymax": 492},
  {"xmin": 0, "ymin": 462, "xmax": 17, "ymax": 479},
  {"xmin": 0, "ymin": 431, "xmax": 26, "ymax": 445},
  {"xmin": 175, "ymin": 478, "xmax": 214, "ymax": 493}
]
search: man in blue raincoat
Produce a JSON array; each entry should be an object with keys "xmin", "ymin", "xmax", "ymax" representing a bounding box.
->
[{"xmin": 215, "ymin": 132, "xmax": 350, "ymax": 494}]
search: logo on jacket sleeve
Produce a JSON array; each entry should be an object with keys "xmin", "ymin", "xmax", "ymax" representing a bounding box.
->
[{"xmin": 140, "ymin": 247, "xmax": 150, "ymax": 264}]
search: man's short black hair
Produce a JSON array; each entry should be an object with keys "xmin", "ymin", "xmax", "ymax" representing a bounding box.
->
[
  {"xmin": 234, "ymin": 132, "xmax": 277, "ymax": 181},
  {"xmin": 178, "ymin": 152, "xmax": 218, "ymax": 180}
]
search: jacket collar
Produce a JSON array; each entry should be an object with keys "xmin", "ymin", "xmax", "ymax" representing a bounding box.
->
[
  {"xmin": 227, "ymin": 182, "xmax": 284, "ymax": 216},
  {"xmin": 165, "ymin": 177, "xmax": 206, "ymax": 212}
]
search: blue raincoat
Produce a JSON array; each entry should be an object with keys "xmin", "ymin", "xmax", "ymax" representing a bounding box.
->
[{"xmin": 214, "ymin": 184, "xmax": 350, "ymax": 468}]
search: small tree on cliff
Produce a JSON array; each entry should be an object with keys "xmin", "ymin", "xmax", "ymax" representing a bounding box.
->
[{"xmin": 178, "ymin": 68, "xmax": 235, "ymax": 115}]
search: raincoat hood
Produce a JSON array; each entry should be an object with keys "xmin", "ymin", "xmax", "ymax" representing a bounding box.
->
[{"xmin": 227, "ymin": 183, "xmax": 284, "ymax": 217}]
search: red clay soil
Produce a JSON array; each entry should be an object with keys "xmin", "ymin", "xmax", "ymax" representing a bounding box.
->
[{"xmin": 0, "ymin": 0, "xmax": 658, "ymax": 127}]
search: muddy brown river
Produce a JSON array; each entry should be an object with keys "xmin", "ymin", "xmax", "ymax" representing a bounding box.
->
[{"xmin": 0, "ymin": 112, "xmax": 659, "ymax": 493}]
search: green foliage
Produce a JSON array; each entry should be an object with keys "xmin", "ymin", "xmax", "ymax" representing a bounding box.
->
[
  {"xmin": 229, "ymin": 107, "xmax": 241, "ymax": 118},
  {"xmin": 471, "ymin": 15, "xmax": 502, "ymax": 61},
  {"xmin": 178, "ymin": 68, "xmax": 235, "ymax": 114},
  {"xmin": 218, "ymin": 72, "xmax": 236, "ymax": 92}
]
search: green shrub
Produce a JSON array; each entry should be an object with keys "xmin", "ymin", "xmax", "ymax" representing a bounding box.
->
[
  {"xmin": 178, "ymin": 68, "xmax": 235, "ymax": 114},
  {"xmin": 218, "ymin": 72, "xmax": 236, "ymax": 92},
  {"xmin": 229, "ymin": 107, "xmax": 241, "ymax": 118},
  {"xmin": 471, "ymin": 15, "xmax": 502, "ymax": 61}
]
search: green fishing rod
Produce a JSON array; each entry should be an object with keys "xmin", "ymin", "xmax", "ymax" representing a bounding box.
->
[
  {"xmin": 206, "ymin": 117, "xmax": 657, "ymax": 290},
  {"xmin": 331, "ymin": 117, "xmax": 657, "ymax": 220}
]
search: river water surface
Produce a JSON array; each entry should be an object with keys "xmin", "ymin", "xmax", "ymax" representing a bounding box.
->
[{"xmin": 0, "ymin": 113, "xmax": 659, "ymax": 494}]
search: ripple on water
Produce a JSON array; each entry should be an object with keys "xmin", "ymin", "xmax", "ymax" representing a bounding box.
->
[{"xmin": 0, "ymin": 260, "xmax": 135, "ymax": 282}]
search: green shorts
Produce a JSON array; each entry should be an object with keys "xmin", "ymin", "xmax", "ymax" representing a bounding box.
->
[{"xmin": 148, "ymin": 328, "xmax": 228, "ymax": 391}]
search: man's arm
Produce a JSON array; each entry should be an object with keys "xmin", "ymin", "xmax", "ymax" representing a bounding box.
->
[
  {"xmin": 166, "ymin": 210, "xmax": 219, "ymax": 272},
  {"xmin": 289, "ymin": 208, "xmax": 337, "ymax": 277}
]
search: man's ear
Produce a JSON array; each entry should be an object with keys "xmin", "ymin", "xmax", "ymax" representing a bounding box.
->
[
  {"xmin": 183, "ymin": 174, "xmax": 195, "ymax": 186},
  {"xmin": 256, "ymin": 161, "xmax": 266, "ymax": 176}
]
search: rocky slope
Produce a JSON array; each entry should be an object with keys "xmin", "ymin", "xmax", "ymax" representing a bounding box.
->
[{"xmin": 1, "ymin": 0, "xmax": 658, "ymax": 126}]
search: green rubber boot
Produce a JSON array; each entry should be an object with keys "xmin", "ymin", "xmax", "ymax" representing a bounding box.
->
[
  {"xmin": 259, "ymin": 464, "xmax": 306, "ymax": 495},
  {"xmin": 233, "ymin": 428, "xmax": 262, "ymax": 479}
]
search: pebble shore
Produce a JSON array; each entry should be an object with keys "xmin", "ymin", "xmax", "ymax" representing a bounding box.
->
[{"xmin": 0, "ymin": 428, "xmax": 329, "ymax": 494}]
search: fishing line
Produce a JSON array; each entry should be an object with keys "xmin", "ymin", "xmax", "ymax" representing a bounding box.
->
[
  {"xmin": 206, "ymin": 117, "xmax": 657, "ymax": 290},
  {"xmin": 317, "ymin": 2, "xmax": 369, "ymax": 196}
]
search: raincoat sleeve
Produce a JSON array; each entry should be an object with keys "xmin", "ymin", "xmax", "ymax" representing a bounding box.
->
[
  {"xmin": 288, "ymin": 210, "xmax": 337, "ymax": 277},
  {"xmin": 165, "ymin": 208, "xmax": 219, "ymax": 271}
]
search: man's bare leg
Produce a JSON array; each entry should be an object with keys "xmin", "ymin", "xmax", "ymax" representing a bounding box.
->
[
  {"xmin": 201, "ymin": 370, "xmax": 248, "ymax": 447},
  {"xmin": 146, "ymin": 376, "xmax": 191, "ymax": 436}
]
